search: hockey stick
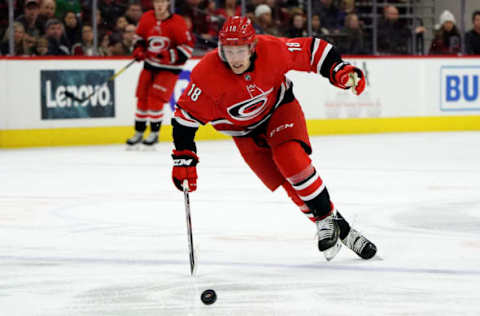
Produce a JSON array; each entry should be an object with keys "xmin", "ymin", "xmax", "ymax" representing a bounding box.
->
[
  {"xmin": 64, "ymin": 59, "xmax": 137, "ymax": 103},
  {"xmin": 183, "ymin": 180, "xmax": 196, "ymax": 275}
]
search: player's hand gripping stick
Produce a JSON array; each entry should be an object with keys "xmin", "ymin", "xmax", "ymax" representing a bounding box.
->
[
  {"xmin": 172, "ymin": 150, "xmax": 199, "ymax": 192},
  {"xmin": 330, "ymin": 62, "xmax": 366, "ymax": 95}
]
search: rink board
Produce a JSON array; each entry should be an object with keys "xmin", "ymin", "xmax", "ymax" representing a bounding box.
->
[{"xmin": 1, "ymin": 56, "xmax": 480, "ymax": 147}]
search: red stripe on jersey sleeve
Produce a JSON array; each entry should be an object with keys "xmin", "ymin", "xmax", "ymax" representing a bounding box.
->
[{"xmin": 311, "ymin": 39, "xmax": 328, "ymax": 74}]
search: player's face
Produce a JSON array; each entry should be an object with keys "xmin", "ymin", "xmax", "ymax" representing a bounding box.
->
[
  {"xmin": 153, "ymin": 0, "xmax": 169, "ymax": 16},
  {"xmin": 223, "ymin": 45, "xmax": 251, "ymax": 75}
]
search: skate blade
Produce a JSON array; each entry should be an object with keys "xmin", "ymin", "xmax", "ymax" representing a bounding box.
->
[
  {"xmin": 141, "ymin": 144, "xmax": 159, "ymax": 151},
  {"xmin": 126, "ymin": 143, "xmax": 142, "ymax": 151},
  {"xmin": 323, "ymin": 240, "xmax": 342, "ymax": 261}
]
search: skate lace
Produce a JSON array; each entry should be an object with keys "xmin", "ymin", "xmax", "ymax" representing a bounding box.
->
[
  {"xmin": 348, "ymin": 231, "xmax": 368, "ymax": 254},
  {"xmin": 316, "ymin": 217, "xmax": 335, "ymax": 240}
]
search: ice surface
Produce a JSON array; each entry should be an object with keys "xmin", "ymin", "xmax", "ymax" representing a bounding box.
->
[{"xmin": 1, "ymin": 132, "xmax": 480, "ymax": 316}]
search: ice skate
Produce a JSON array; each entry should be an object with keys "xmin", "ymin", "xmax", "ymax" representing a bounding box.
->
[
  {"xmin": 126, "ymin": 132, "xmax": 143, "ymax": 150},
  {"xmin": 316, "ymin": 212, "xmax": 341, "ymax": 261},
  {"xmin": 142, "ymin": 132, "xmax": 159, "ymax": 146},
  {"xmin": 341, "ymin": 228, "xmax": 377, "ymax": 260}
]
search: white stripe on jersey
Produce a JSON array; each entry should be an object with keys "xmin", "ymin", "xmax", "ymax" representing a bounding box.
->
[
  {"xmin": 310, "ymin": 38, "xmax": 321, "ymax": 65},
  {"xmin": 174, "ymin": 116, "xmax": 200, "ymax": 128},
  {"xmin": 316, "ymin": 43, "xmax": 332, "ymax": 74},
  {"xmin": 177, "ymin": 45, "xmax": 193, "ymax": 58}
]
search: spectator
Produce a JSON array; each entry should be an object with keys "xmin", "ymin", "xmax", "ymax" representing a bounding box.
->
[
  {"xmin": 40, "ymin": 0, "xmax": 57, "ymax": 20},
  {"xmin": 215, "ymin": 0, "xmax": 241, "ymax": 21},
  {"xmin": 63, "ymin": 11, "xmax": 81, "ymax": 49},
  {"xmin": 72, "ymin": 24, "xmax": 95, "ymax": 55},
  {"xmin": 337, "ymin": 13, "xmax": 366, "ymax": 55},
  {"xmin": 429, "ymin": 10, "xmax": 461, "ymax": 55},
  {"xmin": 15, "ymin": 0, "xmax": 43, "ymax": 38},
  {"xmin": 98, "ymin": 0, "xmax": 128, "ymax": 28},
  {"xmin": 124, "ymin": 2, "xmax": 143, "ymax": 25},
  {"xmin": 35, "ymin": 36, "xmax": 49, "ymax": 55},
  {"xmin": 107, "ymin": 32, "xmax": 126, "ymax": 55},
  {"xmin": 38, "ymin": 0, "xmax": 57, "ymax": 32},
  {"xmin": 377, "ymin": 5, "xmax": 411, "ymax": 54},
  {"xmin": 465, "ymin": 10, "xmax": 480, "ymax": 55},
  {"xmin": 23, "ymin": 33, "xmax": 37, "ymax": 55},
  {"xmin": 56, "ymin": 0, "xmax": 81, "ymax": 19},
  {"xmin": 284, "ymin": 8, "xmax": 306, "ymax": 38},
  {"xmin": 0, "ymin": 22, "xmax": 27, "ymax": 55},
  {"xmin": 98, "ymin": 32, "xmax": 111, "ymax": 56},
  {"xmin": 121, "ymin": 23, "xmax": 135, "ymax": 54},
  {"xmin": 253, "ymin": 4, "xmax": 279, "ymax": 36},
  {"xmin": 94, "ymin": 9, "xmax": 111, "ymax": 35},
  {"xmin": 45, "ymin": 18, "xmax": 70, "ymax": 55},
  {"xmin": 313, "ymin": 0, "xmax": 342, "ymax": 33},
  {"xmin": 113, "ymin": 15, "xmax": 128, "ymax": 37},
  {"xmin": 311, "ymin": 14, "xmax": 329, "ymax": 39},
  {"xmin": 177, "ymin": 0, "xmax": 218, "ymax": 48}
]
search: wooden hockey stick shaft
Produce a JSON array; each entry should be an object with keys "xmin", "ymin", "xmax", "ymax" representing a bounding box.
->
[{"xmin": 183, "ymin": 180, "xmax": 196, "ymax": 275}]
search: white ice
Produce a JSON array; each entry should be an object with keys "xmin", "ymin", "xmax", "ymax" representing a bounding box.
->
[{"xmin": 1, "ymin": 132, "xmax": 480, "ymax": 316}]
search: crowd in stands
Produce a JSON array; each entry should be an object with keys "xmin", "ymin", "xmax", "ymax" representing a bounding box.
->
[{"xmin": 0, "ymin": 0, "xmax": 479, "ymax": 56}]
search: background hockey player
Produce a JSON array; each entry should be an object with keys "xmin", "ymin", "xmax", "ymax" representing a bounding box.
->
[
  {"xmin": 171, "ymin": 16, "xmax": 377, "ymax": 261},
  {"xmin": 126, "ymin": 0, "xmax": 194, "ymax": 147}
]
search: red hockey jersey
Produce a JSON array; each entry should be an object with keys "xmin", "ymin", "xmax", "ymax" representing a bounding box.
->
[
  {"xmin": 136, "ymin": 11, "xmax": 194, "ymax": 71},
  {"xmin": 174, "ymin": 35, "xmax": 333, "ymax": 136}
]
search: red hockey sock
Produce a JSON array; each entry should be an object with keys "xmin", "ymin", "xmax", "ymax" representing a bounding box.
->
[
  {"xmin": 282, "ymin": 181, "xmax": 316, "ymax": 222},
  {"xmin": 273, "ymin": 141, "xmax": 334, "ymax": 220}
]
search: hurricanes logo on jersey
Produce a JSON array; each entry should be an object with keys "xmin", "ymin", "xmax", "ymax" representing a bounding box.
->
[
  {"xmin": 227, "ymin": 88, "xmax": 273, "ymax": 121},
  {"xmin": 148, "ymin": 36, "xmax": 171, "ymax": 54}
]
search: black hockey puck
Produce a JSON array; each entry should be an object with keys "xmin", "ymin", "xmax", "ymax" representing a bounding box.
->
[{"xmin": 201, "ymin": 289, "xmax": 217, "ymax": 305}]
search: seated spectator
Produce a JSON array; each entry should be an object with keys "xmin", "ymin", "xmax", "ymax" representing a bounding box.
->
[
  {"xmin": 108, "ymin": 32, "xmax": 126, "ymax": 55},
  {"xmin": 465, "ymin": 10, "xmax": 480, "ymax": 55},
  {"xmin": 0, "ymin": 22, "xmax": 27, "ymax": 55},
  {"xmin": 98, "ymin": 0, "xmax": 128, "ymax": 28},
  {"xmin": 72, "ymin": 24, "xmax": 95, "ymax": 56},
  {"xmin": 38, "ymin": 0, "xmax": 57, "ymax": 32},
  {"xmin": 124, "ymin": 2, "xmax": 143, "ymax": 25},
  {"xmin": 377, "ymin": 5, "xmax": 411, "ymax": 54},
  {"xmin": 253, "ymin": 4, "xmax": 280, "ymax": 36},
  {"xmin": 337, "ymin": 13, "xmax": 366, "ymax": 55},
  {"xmin": 23, "ymin": 33, "xmax": 37, "ymax": 55},
  {"xmin": 429, "ymin": 10, "xmax": 461, "ymax": 55},
  {"xmin": 177, "ymin": 0, "xmax": 218, "ymax": 49},
  {"xmin": 114, "ymin": 16, "xmax": 128, "ymax": 33},
  {"xmin": 94, "ymin": 9, "xmax": 111, "ymax": 36},
  {"xmin": 40, "ymin": 0, "xmax": 57, "ymax": 20},
  {"xmin": 35, "ymin": 36, "xmax": 49, "ymax": 55},
  {"xmin": 63, "ymin": 11, "xmax": 81, "ymax": 49},
  {"xmin": 311, "ymin": 14, "xmax": 330, "ymax": 39},
  {"xmin": 284, "ymin": 8, "xmax": 306, "ymax": 38},
  {"xmin": 313, "ymin": 0, "xmax": 342, "ymax": 33},
  {"xmin": 121, "ymin": 23, "xmax": 136, "ymax": 54},
  {"xmin": 98, "ymin": 31, "xmax": 111, "ymax": 56},
  {"xmin": 55, "ymin": 0, "xmax": 81, "ymax": 19},
  {"xmin": 15, "ymin": 0, "xmax": 43, "ymax": 38},
  {"xmin": 45, "ymin": 18, "xmax": 70, "ymax": 55},
  {"xmin": 215, "ymin": 0, "xmax": 241, "ymax": 21}
]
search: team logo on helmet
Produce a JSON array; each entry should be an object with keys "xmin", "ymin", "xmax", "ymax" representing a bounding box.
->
[{"xmin": 148, "ymin": 36, "xmax": 170, "ymax": 53}]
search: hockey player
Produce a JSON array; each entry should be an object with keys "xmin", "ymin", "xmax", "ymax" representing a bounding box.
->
[
  {"xmin": 171, "ymin": 16, "xmax": 377, "ymax": 261},
  {"xmin": 126, "ymin": 0, "xmax": 194, "ymax": 147}
]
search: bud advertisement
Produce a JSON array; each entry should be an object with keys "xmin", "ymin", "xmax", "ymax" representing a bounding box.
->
[{"xmin": 41, "ymin": 70, "xmax": 115, "ymax": 119}]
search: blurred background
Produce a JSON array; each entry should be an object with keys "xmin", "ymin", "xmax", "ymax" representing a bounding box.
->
[{"xmin": 1, "ymin": 0, "xmax": 479, "ymax": 57}]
